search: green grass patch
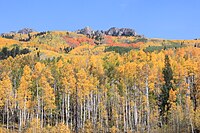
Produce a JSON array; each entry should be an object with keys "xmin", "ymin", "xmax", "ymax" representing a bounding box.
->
[
  {"xmin": 144, "ymin": 43, "xmax": 185, "ymax": 52},
  {"xmin": 105, "ymin": 46, "xmax": 138, "ymax": 54}
]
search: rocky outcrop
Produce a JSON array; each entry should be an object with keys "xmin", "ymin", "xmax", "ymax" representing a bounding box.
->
[
  {"xmin": 1, "ymin": 32, "xmax": 15, "ymax": 39},
  {"xmin": 76, "ymin": 27, "xmax": 136, "ymax": 37},
  {"xmin": 76, "ymin": 26, "xmax": 94, "ymax": 36},
  {"xmin": 106, "ymin": 27, "xmax": 136, "ymax": 36},
  {"xmin": 18, "ymin": 28, "xmax": 35, "ymax": 34},
  {"xmin": 1, "ymin": 28, "xmax": 35, "ymax": 39}
]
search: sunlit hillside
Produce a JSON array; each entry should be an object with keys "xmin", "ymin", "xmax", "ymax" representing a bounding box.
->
[{"xmin": 0, "ymin": 28, "xmax": 200, "ymax": 133}]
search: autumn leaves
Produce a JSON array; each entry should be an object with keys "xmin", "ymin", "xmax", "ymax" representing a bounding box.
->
[{"xmin": 0, "ymin": 46, "xmax": 199, "ymax": 132}]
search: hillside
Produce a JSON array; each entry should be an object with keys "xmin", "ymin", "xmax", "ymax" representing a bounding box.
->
[
  {"xmin": 0, "ymin": 27, "xmax": 200, "ymax": 133},
  {"xmin": 1, "ymin": 27, "xmax": 200, "ymax": 58}
]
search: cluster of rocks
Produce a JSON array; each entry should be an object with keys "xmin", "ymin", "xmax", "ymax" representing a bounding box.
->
[
  {"xmin": 17, "ymin": 28, "xmax": 35, "ymax": 34},
  {"xmin": 76, "ymin": 27, "xmax": 137, "ymax": 37},
  {"xmin": 76, "ymin": 27, "xmax": 104, "ymax": 38},
  {"xmin": 1, "ymin": 28, "xmax": 35, "ymax": 35},
  {"xmin": 106, "ymin": 27, "xmax": 136, "ymax": 36},
  {"xmin": 1, "ymin": 28, "xmax": 35, "ymax": 39}
]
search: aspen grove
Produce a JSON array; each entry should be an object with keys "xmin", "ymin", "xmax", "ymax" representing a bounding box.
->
[{"xmin": 0, "ymin": 45, "xmax": 199, "ymax": 133}]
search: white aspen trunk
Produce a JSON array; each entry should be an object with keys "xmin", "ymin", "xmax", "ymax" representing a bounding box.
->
[
  {"xmin": 83, "ymin": 97, "xmax": 85, "ymax": 130},
  {"xmin": 62, "ymin": 93, "xmax": 65, "ymax": 124},
  {"xmin": 67, "ymin": 93, "xmax": 70, "ymax": 126},
  {"xmin": 14, "ymin": 77, "xmax": 17, "ymax": 109},
  {"xmin": 27, "ymin": 112, "xmax": 30, "ymax": 126},
  {"xmin": 125, "ymin": 95, "xmax": 128, "ymax": 131},
  {"xmin": 83, "ymin": 97, "xmax": 86, "ymax": 125},
  {"xmin": 3, "ymin": 105, "xmax": 5, "ymax": 127},
  {"xmin": 87, "ymin": 96, "xmax": 90, "ymax": 120},
  {"xmin": 95, "ymin": 94, "xmax": 98, "ymax": 124},
  {"xmin": 91, "ymin": 93, "xmax": 93, "ymax": 124},
  {"xmin": 6, "ymin": 100, "xmax": 9, "ymax": 129},
  {"xmin": 80, "ymin": 101, "xmax": 83, "ymax": 128},
  {"xmin": 65, "ymin": 94, "xmax": 68, "ymax": 125},
  {"xmin": 23, "ymin": 97, "xmax": 27, "ymax": 128},
  {"xmin": 50, "ymin": 109, "xmax": 52, "ymax": 126},
  {"xmin": 176, "ymin": 110, "xmax": 179, "ymax": 133},
  {"xmin": 19, "ymin": 110, "xmax": 22, "ymax": 132},
  {"xmin": 146, "ymin": 77, "xmax": 150, "ymax": 133},
  {"xmin": 70, "ymin": 108, "xmax": 73, "ymax": 130},
  {"xmin": 123, "ymin": 102, "xmax": 126, "ymax": 133},
  {"xmin": 129, "ymin": 100, "xmax": 132, "ymax": 131},
  {"xmin": 93, "ymin": 93, "xmax": 96, "ymax": 124},
  {"xmin": 139, "ymin": 92, "xmax": 142, "ymax": 132},
  {"xmin": 36, "ymin": 83, "xmax": 40, "ymax": 127},
  {"xmin": 119, "ymin": 101, "xmax": 121, "ymax": 126},
  {"xmin": 41, "ymin": 95, "xmax": 44, "ymax": 128},
  {"xmin": 134, "ymin": 85, "xmax": 138, "ymax": 131},
  {"xmin": 134, "ymin": 101, "xmax": 138, "ymax": 130},
  {"xmin": 190, "ymin": 117, "xmax": 194, "ymax": 133},
  {"xmin": 187, "ymin": 77, "xmax": 194, "ymax": 133},
  {"xmin": 97, "ymin": 94, "xmax": 100, "ymax": 122}
]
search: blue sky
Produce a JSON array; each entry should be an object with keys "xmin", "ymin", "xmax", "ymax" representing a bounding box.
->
[{"xmin": 0, "ymin": 0, "xmax": 199, "ymax": 39}]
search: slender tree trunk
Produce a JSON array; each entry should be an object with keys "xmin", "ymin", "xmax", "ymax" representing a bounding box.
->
[
  {"xmin": 146, "ymin": 76, "xmax": 150, "ymax": 133},
  {"xmin": 134, "ymin": 85, "xmax": 138, "ymax": 131},
  {"xmin": 6, "ymin": 100, "xmax": 9, "ymax": 129},
  {"xmin": 83, "ymin": 96, "xmax": 86, "ymax": 126},
  {"xmin": 123, "ymin": 101, "xmax": 126, "ymax": 133},
  {"xmin": 87, "ymin": 96, "xmax": 90, "ymax": 120},
  {"xmin": 62, "ymin": 93, "xmax": 65, "ymax": 124},
  {"xmin": 80, "ymin": 100, "xmax": 82, "ymax": 128},
  {"xmin": 41, "ymin": 96, "xmax": 44, "ymax": 128},
  {"xmin": 128, "ymin": 100, "xmax": 132, "ymax": 131},
  {"xmin": 36, "ymin": 83, "xmax": 40, "ymax": 127},
  {"xmin": 19, "ymin": 110, "xmax": 22, "ymax": 132},
  {"xmin": 75, "ymin": 86, "xmax": 78, "ymax": 133},
  {"xmin": 67, "ymin": 93, "xmax": 70, "ymax": 126},
  {"xmin": 65, "ymin": 94, "xmax": 68, "ymax": 125},
  {"xmin": 125, "ymin": 93, "xmax": 128, "ymax": 131}
]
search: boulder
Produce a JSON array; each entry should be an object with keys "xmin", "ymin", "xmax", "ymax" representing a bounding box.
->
[
  {"xmin": 106, "ymin": 27, "xmax": 120, "ymax": 36},
  {"xmin": 120, "ymin": 28, "xmax": 136, "ymax": 36},
  {"xmin": 76, "ymin": 26, "xmax": 94, "ymax": 36},
  {"xmin": 106, "ymin": 27, "xmax": 136, "ymax": 36},
  {"xmin": 18, "ymin": 28, "xmax": 35, "ymax": 34}
]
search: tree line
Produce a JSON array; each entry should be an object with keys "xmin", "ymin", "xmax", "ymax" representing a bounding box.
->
[{"xmin": 0, "ymin": 46, "xmax": 30, "ymax": 60}]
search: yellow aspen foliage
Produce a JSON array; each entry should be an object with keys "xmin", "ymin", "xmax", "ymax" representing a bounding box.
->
[
  {"xmin": 61, "ymin": 63, "xmax": 76, "ymax": 93},
  {"xmin": 88, "ymin": 55, "xmax": 104, "ymax": 77},
  {"xmin": 56, "ymin": 123, "xmax": 71, "ymax": 133},
  {"xmin": 0, "ymin": 75, "xmax": 13, "ymax": 106},
  {"xmin": 17, "ymin": 65, "xmax": 32, "ymax": 109},
  {"xmin": 110, "ymin": 126, "xmax": 118, "ymax": 133},
  {"xmin": 57, "ymin": 59, "xmax": 63, "ymax": 69},
  {"xmin": 33, "ymin": 62, "xmax": 45, "ymax": 79},
  {"xmin": 0, "ymin": 81, "xmax": 5, "ymax": 107},
  {"xmin": 40, "ymin": 76, "xmax": 56, "ymax": 110},
  {"xmin": 25, "ymin": 118, "xmax": 41, "ymax": 133},
  {"xmin": 76, "ymin": 68, "xmax": 92, "ymax": 98},
  {"xmin": 169, "ymin": 89, "xmax": 177, "ymax": 112},
  {"xmin": 83, "ymin": 120, "xmax": 93, "ymax": 133},
  {"xmin": 50, "ymin": 123, "xmax": 71, "ymax": 133},
  {"xmin": 194, "ymin": 107, "xmax": 200, "ymax": 129},
  {"xmin": 0, "ymin": 37, "xmax": 20, "ymax": 48},
  {"xmin": 169, "ymin": 89, "xmax": 176, "ymax": 103},
  {"xmin": 0, "ymin": 127, "xmax": 9, "ymax": 133}
]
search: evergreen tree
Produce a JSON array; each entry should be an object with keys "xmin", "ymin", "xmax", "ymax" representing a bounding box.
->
[{"xmin": 159, "ymin": 55, "xmax": 173, "ymax": 125}]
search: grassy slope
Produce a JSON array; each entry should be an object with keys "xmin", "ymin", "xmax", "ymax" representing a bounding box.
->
[{"xmin": 0, "ymin": 31, "xmax": 199, "ymax": 57}]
